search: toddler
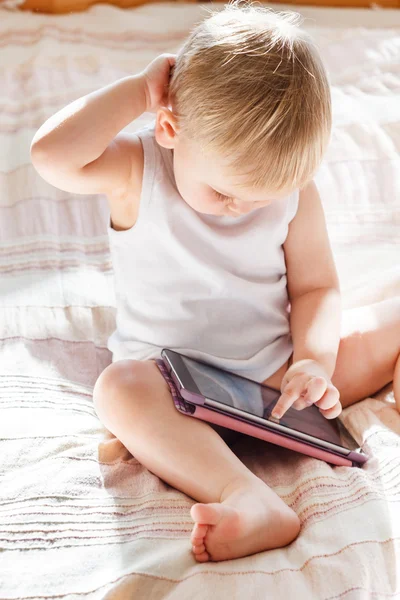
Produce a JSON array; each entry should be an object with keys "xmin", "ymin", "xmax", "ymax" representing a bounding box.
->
[{"xmin": 31, "ymin": 4, "xmax": 400, "ymax": 562}]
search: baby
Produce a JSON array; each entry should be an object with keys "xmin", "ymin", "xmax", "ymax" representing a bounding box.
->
[{"xmin": 31, "ymin": 4, "xmax": 400, "ymax": 562}]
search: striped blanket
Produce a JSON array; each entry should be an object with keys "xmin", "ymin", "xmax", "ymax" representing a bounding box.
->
[{"xmin": 0, "ymin": 3, "xmax": 399, "ymax": 599}]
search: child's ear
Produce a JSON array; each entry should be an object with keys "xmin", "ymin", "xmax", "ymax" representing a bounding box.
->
[{"xmin": 155, "ymin": 108, "xmax": 179, "ymax": 149}]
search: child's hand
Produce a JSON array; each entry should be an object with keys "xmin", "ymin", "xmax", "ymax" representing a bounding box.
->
[
  {"xmin": 271, "ymin": 359, "xmax": 342, "ymax": 420},
  {"xmin": 142, "ymin": 54, "xmax": 176, "ymax": 113}
]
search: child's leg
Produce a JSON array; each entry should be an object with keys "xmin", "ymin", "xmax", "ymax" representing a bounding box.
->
[
  {"xmin": 93, "ymin": 359, "xmax": 300, "ymax": 562},
  {"xmin": 331, "ymin": 297, "xmax": 400, "ymax": 409}
]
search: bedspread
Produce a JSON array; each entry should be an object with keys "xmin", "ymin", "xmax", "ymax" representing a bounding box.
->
[{"xmin": 0, "ymin": 3, "xmax": 399, "ymax": 599}]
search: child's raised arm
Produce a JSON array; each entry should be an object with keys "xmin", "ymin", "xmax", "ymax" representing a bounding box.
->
[{"xmin": 30, "ymin": 54, "xmax": 175, "ymax": 199}]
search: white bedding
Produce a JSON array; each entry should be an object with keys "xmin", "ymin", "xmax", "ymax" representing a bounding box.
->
[{"xmin": 0, "ymin": 3, "xmax": 399, "ymax": 599}]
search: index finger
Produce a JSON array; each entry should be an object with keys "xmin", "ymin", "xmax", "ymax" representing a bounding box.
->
[{"xmin": 271, "ymin": 378, "xmax": 305, "ymax": 419}]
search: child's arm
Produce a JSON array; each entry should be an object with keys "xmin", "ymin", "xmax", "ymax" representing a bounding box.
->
[
  {"xmin": 30, "ymin": 55, "xmax": 174, "ymax": 227},
  {"xmin": 271, "ymin": 181, "xmax": 342, "ymax": 420}
]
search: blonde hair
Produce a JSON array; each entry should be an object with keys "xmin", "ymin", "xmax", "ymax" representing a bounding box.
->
[{"xmin": 169, "ymin": 3, "xmax": 332, "ymax": 192}]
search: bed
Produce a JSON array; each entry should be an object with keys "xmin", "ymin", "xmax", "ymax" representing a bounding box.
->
[{"xmin": 1, "ymin": 2, "xmax": 399, "ymax": 598}]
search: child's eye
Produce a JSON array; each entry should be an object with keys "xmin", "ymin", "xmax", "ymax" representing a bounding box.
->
[{"xmin": 213, "ymin": 190, "xmax": 232, "ymax": 203}]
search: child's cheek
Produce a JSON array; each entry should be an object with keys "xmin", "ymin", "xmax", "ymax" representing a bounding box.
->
[{"xmin": 191, "ymin": 193, "xmax": 214, "ymax": 213}]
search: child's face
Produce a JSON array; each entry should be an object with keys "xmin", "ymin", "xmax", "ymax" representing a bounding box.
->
[{"xmin": 172, "ymin": 135, "xmax": 289, "ymax": 217}]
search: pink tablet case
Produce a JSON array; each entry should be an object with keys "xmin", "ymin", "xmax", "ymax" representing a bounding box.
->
[{"xmin": 156, "ymin": 359, "xmax": 366, "ymax": 468}]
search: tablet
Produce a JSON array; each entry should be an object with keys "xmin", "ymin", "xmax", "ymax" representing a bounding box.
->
[{"xmin": 159, "ymin": 349, "xmax": 368, "ymax": 467}]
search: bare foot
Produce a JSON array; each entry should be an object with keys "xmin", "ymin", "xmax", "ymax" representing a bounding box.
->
[{"xmin": 190, "ymin": 480, "xmax": 301, "ymax": 562}]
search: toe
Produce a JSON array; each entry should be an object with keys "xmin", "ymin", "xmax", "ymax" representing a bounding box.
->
[
  {"xmin": 193, "ymin": 550, "xmax": 210, "ymax": 562},
  {"xmin": 191, "ymin": 502, "xmax": 224, "ymax": 526},
  {"xmin": 192, "ymin": 543, "xmax": 206, "ymax": 555},
  {"xmin": 191, "ymin": 523, "xmax": 208, "ymax": 544}
]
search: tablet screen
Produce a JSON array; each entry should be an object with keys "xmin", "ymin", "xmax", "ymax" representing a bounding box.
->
[{"xmin": 180, "ymin": 355, "xmax": 346, "ymax": 447}]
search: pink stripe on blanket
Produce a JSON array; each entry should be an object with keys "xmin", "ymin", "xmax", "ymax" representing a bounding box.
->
[
  {"xmin": 0, "ymin": 242, "xmax": 109, "ymax": 258},
  {"xmin": 0, "ymin": 261, "xmax": 112, "ymax": 275},
  {"xmin": 0, "ymin": 26, "xmax": 186, "ymax": 46}
]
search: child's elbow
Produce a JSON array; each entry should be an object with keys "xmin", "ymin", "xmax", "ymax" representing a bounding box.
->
[
  {"xmin": 30, "ymin": 136, "xmax": 51, "ymax": 170},
  {"xmin": 30, "ymin": 139, "xmax": 42, "ymax": 165},
  {"xmin": 30, "ymin": 141, "xmax": 65, "ymax": 189},
  {"xmin": 30, "ymin": 141, "xmax": 50, "ymax": 179}
]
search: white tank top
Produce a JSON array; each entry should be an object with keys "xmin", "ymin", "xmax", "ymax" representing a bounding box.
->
[{"xmin": 107, "ymin": 125, "xmax": 299, "ymax": 383}]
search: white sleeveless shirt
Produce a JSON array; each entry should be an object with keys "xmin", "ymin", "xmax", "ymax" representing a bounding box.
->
[{"xmin": 107, "ymin": 125, "xmax": 299, "ymax": 383}]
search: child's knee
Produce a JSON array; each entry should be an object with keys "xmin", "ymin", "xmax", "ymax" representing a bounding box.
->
[{"xmin": 93, "ymin": 359, "xmax": 152, "ymax": 427}]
